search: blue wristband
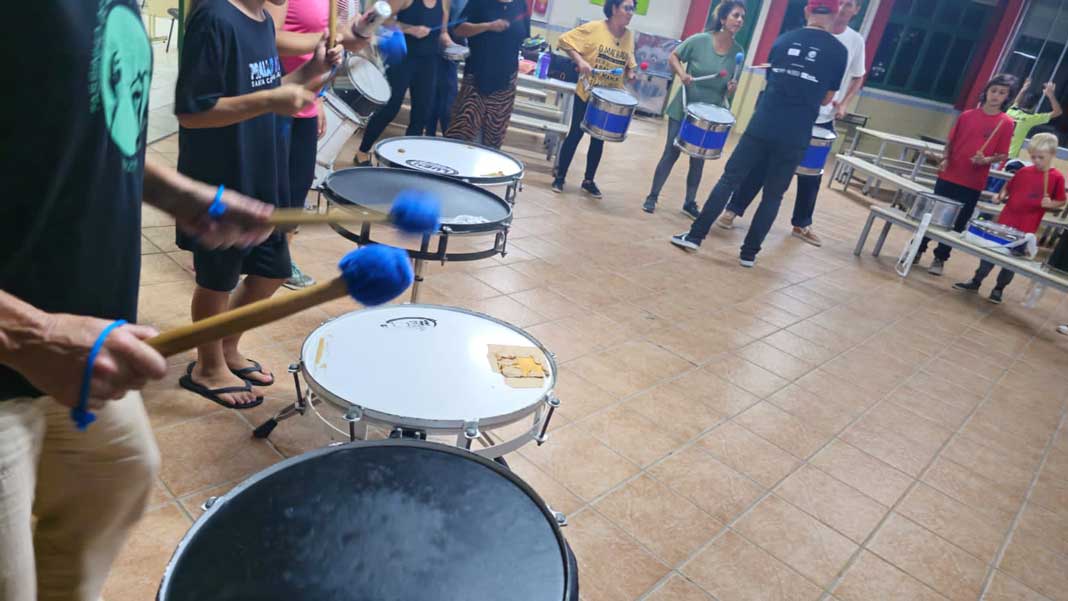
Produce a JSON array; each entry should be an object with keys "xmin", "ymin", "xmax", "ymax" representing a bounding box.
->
[
  {"xmin": 208, "ymin": 185, "xmax": 227, "ymax": 219},
  {"xmin": 71, "ymin": 319, "xmax": 128, "ymax": 431}
]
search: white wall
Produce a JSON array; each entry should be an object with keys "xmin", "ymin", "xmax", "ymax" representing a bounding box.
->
[{"xmin": 540, "ymin": 0, "xmax": 690, "ymax": 40}]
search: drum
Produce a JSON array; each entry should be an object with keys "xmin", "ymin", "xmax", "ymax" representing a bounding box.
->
[
  {"xmin": 796, "ymin": 126, "xmax": 838, "ymax": 176},
  {"xmin": 966, "ymin": 219, "xmax": 1033, "ymax": 257},
  {"xmin": 674, "ymin": 103, "xmax": 734, "ymax": 160},
  {"xmin": 295, "ymin": 305, "xmax": 559, "ymax": 456},
  {"xmin": 443, "ymin": 43, "xmax": 470, "ymax": 62},
  {"xmin": 321, "ymin": 167, "xmax": 512, "ymax": 302},
  {"xmin": 373, "ymin": 136, "xmax": 525, "ymax": 203},
  {"xmin": 157, "ymin": 440, "xmax": 579, "ymax": 601},
  {"xmin": 313, "ymin": 92, "xmax": 362, "ymax": 188},
  {"xmin": 332, "ymin": 53, "xmax": 391, "ymax": 120},
  {"xmin": 581, "ymin": 87, "xmax": 639, "ymax": 142},
  {"xmin": 906, "ymin": 192, "xmax": 964, "ymax": 229}
]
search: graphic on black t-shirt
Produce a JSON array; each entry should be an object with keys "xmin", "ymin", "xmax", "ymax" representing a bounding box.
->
[{"xmin": 249, "ymin": 56, "xmax": 282, "ymax": 89}]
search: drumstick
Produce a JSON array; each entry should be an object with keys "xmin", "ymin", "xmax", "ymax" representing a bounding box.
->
[
  {"xmin": 691, "ymin": 70, "xmax": 729, "ymax": 83},
  {"xmin": 977, "ymin": 119, "xmax": 1004, "ymax": 155},
  {"xmin": 268, "ymin": 191, "xmax": 441, "ymax": 233},
  {"xmin": 148, "ymin": 246, "xmax": 414, "ymax": 357},
  {"xmin": 328, "ymin": 0, "xmax": 338, "ymax": 50}
]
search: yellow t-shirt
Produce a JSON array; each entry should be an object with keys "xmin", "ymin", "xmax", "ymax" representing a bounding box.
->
[{"xmin": 557, "ymin": 20, "xmax": 637, "ymax": 101}]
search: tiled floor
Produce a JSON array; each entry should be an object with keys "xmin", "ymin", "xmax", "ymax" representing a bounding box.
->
[{"xmin": 112, "ymin": 117, "xmax": 1068, "ymax": 601}]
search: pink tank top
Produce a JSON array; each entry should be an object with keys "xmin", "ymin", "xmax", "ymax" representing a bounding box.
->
[{"xmin": 282, "ymin": 0, "xmax": 330, "ymax": 118}]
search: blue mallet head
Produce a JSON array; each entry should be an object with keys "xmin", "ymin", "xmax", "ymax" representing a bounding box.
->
[
  {"xmin": 735, "ymin": 52, "xmax": 744, "ymax": 65},
  {"xmin": 338, "ymin": 245, "xmax": 414, "ymax": 306},
  {"xmin": 378, "ymin": 27, "xmax": 408, "ymax": 65},
  {"xmin": 388, "ymin": 189, "xmax": 441, "ymax": 234}
]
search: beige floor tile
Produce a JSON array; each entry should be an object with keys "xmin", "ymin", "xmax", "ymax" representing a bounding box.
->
[
  {"xmin": 867, "ymin": 514, "xmax": 987, "ymax": 601},
  {"xmin": 678, "ymin": 367, "xmax": 762, "ymax": 418},
  {"xmin": 622, "ymin": 383, "xmax": 726, "ymax": 441},
  {"xmin": 905, "ymin": 371, "xmax": 984, "ymax": 411},
  {"xmin": 985, "ymin": 570, "xmax": 1056, "ymax": 601},
  {"xmin": 648, "ymin": 446, "xmax": 765, "ymax": 524},
  {"xmin": 520, "ymin": 426, "xmax": 639, "ymax": 502},
  {"xmin": 595, "ymin": 476, "xmax": 723, "ymax": 566},
  {"xmin": 1015, "ymin": 503, "xmax": 1068, "ymax": 557},
  {"xmin": 644, "ymin": 323, "xmax": 735, "ymax": 364},
  {"xmin": 733, "ymin": 495, "xmax": 858, "ymax": 587},
  {"xmin": 583, "ymin": 405, "xmax": 684, "ymax": 467},
  {"xmin": 833, "ymin": 550, "xmax": 950, "ymax": 601},
  {"xmin": 565, "ymin": 341, "xmax": 692, "ymax": 399},
  {"xmin": 861, "ymin": 402, "xmax": 954, "ymax": 450},
  {"xmin": 566, "ymin": 510, "xmax": 670, "ymax": 601},
  {"xmin": 895, "ymin": 483, "xmax": 1007, "ymax": 563},
  {"xmin": 470, "ymin": 264, "xmax": 541, "ymax": 295},
  {"xmin": 810, "ymin": 439, "xmax": 913, "ymax": 506},
  {"xmin": 737, "ymin": 340, "xmax": 818, "ymax": 381},
  {"xmin": 682, "ymin": 530, "xmax": 823, "ymax": 601},
  {"xmin": 176, "ymin": 481, "xmax": 240, "ymax": 517},
  {"xmin": 999, "ymin": 529, "xmax": 1068, "ymax": 601},
  {"xmin": 734, "ymin": 401, "xmax": 835, "ymax": 459},
  {"xmin": 154, "ymin": 412, "xmax": 282, "ymax": 496},
  {"xmin": 886, "ymin": 386, "xmax": 972, "ymax": 430},
  {"xmin": 775, "ymin": 464, "xmax": 888, "ymax": 543},
  {"xmin": 1030, "ymin": 472, "xmax": 1068, "ymax": 517},
  {"xmin": 505, "ymin": 453, "xmax": 585, "ymax": 517},
  {"xmin": 510, "ymin": 287, "xmax": 586, "ymax": 320},
  {"xmin": 761, "ymin": 329, "xmax": 839, "ymax": 366},
  {"xmin": 920, "ymin": 458, "xmax": 1022, "ymax": 529},
  {"xmin": 766, "ymin": 384, "xmax": 859, "ymax": 434},
  {"xmin": 705, "ymin": 354, "xmax": 791, "ymax": 399},
  {"xmin": 793, "ymin": 369, "xmax": 875, "ymax": 415},
  {"xmin": 102, "ymin": 504, "xmax": 192, "ymax": 601},
  {"xmin": 697, "ymin": 421, "xmax": 801, "ymax": 487},
  {"xmin": 644, "ymin": 574, "xmax": 715, "ymax": 601},
  {"xmin": 940, "ymin": 437, "xmax": 1036, "ymax": 493},
  {"xmin": 840, "ymin": 418, "xmax": 940, "ymax": 477},
  {"xmin": 464, "ymin": 295, "xmax": 550, "ymax": 328},
  {"xmin": 553, "ymin": 369, "xmax": 619, "ymax": 422}
]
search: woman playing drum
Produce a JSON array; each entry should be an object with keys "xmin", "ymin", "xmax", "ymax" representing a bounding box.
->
[
  {"xmin": 551, "ymin": 0, "xmax": 637, "ymax": 199},
  {"xmin": 642, "ymin": 1, "xmax": 745, "ymax": 218}
]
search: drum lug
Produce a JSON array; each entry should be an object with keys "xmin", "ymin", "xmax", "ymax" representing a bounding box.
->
[
  {"xmin": 461, "ymin": 420, "xmax": 481, "ymax": 450},
  {"xmin": 201, "ymin": 496, "xmax": 219, "ymax": 511},
  {"xmin": 344, "ymin": 407, "xmax": 363, "ymax": 423},
  {"xmin": 288, "ymin": 363, "xmax": 300, "ymax": 374},
  {"xmin": 548, "ymin": 508, "xmax": 568, "ymax": 528}
]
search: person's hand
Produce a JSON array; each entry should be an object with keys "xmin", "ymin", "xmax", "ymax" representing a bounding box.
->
[
  {"xmin": 971, "ymin": 151, "xmax": 987, "ymax": 165},
  {"xmin": 1045, "ymin": 81, "xmax": 1057, "ymax": 98},
  {"xmin": 834, "ymin": 101, "xmax": 849, "ymax": 120},
  {"xmin": 681, "ymin": 73, "xmax": 695, "ymax": 86},
  {"xmin": 174, "ymin": 182, "xmax": 275, "ymax": 250},
  {"xmin": 1023, "ymin": 77, "xmax": 1032, "ymax": 90},
  {"xmin": 938, "ymin": 158, "xmax": 948, "ymax": 172},
  {"xmin": 1041, "ymin": 196, "xmax": 1064, "ymax": 209},
  {"xmin": 627, "ymin": 68, "xmax": 637, "ymax": 81},
  {"xmin": 268, "ymin": 84, "xmax": 318, "ymax": 116},
  {"xmin": 576, "ymin": 58, "xmax": 593, "ymax": 77},
  {"xmin": 317, "ymin": 100, "xmax": 327, "ymax": 139},
  {"xmin": 13, "ymin": 314, "xmax": 167, "ymax": 409},
  {"xmin": 487, "ymin": 19, "xmax": 509, "ymax": 32},
  {"xmin": 343, "ymin": 11, "xmax": 374, "ymax": 51},
  {"xmin": 306, "ymin": 32, "xmax": 343, "ymax": 81},
  {"xmin": 408, "ymin": 25, "xmax": 431, "ymax": 39},
  {"xmin": 727, "ymin": 79, "xmax": 738, "ymax": 95}
]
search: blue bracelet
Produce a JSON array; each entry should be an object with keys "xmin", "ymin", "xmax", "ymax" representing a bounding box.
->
[
  {"xmin": 208, "ymin": 185, "xmax": 227, "ymax": 219},
  {"xmin": 71, "ymin": 319, "xmax": 128, "ymax": 431}
]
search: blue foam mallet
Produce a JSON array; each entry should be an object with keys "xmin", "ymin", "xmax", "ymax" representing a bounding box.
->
[
  {"xmin": 265, "ymin": 190, "xmax": 441, "ymax": 235},
  {"xmin": 377, "ymin": 27, "xmax": 408, "ymax": 65}
]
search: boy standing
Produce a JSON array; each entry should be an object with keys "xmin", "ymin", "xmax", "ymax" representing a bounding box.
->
[{"xmin": 175, "ymin": 0, "xmax": 338, "ymax": 408}]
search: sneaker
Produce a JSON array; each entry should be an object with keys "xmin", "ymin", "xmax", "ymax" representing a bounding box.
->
[
  {"xmin": 988, "ymin": 288, "xmax": 1004, "ymax": 304},
  {"xmin": 551, "ymin": 178, "xmax": 564, "ymax": 194},
  {"xmin": 953, "ymin": 280, "xmax": 981, "ymax": 292},
  {"xmin": 581, "ymin": 180, "xmax": 603, "ymax": 199},
  {"xmin": 642, "ymin": 198, "xmax": 657, "ymax": 214},
  {"xmin": 792, "ymin": 226, "xmax": 823, "ymax": 247},
  {"xmin": 927, "ymin": 259, "xmax": 945, "ymax": 276},
  {"xmin": 717, "ymin": 211, "xmax": 736, "ymax": 229},
  {"xmin": 283, "ymin": 263, "xmax": 316, "ymax": 290},
  {"xmin": 670, "ymin": 233, "xmax": 699, "ymax": 252},
  {"xmin": 1057, "ymin": 324, "xmax": 1068, "ymax": 336},
  {"xmin": 681, "ymin": 203, "xmax": 701, "ymax": 221},
  {"xmin": 739, "ymin": 255, "xmax": 756, "ymax": 268}
]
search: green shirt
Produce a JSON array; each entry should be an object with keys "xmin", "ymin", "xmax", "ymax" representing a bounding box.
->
[
  {"xmin": 1007, "ymin": 106, "xmax": 1054, "ymax": 158},
  {"xmin": 665, "ymin": 33, "xmax": 744, "ymax": 122}
]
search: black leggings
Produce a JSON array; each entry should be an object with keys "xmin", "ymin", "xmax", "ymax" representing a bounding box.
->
[
  {"xmin": 288, "ymin": 116, "xmax": 318, "ymax": 209},
  {"xmin": 359, "ymin": 55, "xmax": 438, "ymax": 152},
  {"xmin": 555, "ymin": 95, "xmax": 603, "ymax": 182}
]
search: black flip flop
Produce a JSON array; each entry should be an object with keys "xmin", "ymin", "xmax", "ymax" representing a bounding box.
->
[
  {"xmin": 179, "ymin": 362, "xmax": 264, "ymax": 410},
  {"xmin": 230, "ymin": 359, "xmax": 274, "ymax": 387}
]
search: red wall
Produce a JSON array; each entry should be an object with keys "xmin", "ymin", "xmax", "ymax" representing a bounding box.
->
[{"xmin": 683, "ymin": 0, "xmax": 714, "ymax": 39}]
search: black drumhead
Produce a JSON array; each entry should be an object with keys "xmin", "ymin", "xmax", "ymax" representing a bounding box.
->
[
  {"xmin": 323, "ymin": 167, "xmax": 511, "ymax": 233},
  {"xmin": 158, "ymin": 441, "xmax": 571, "ymax": 601}
]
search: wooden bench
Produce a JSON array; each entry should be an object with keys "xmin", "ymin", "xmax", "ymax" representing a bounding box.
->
[{"xmin": 854, "ymin": 205, "xmax": 1068, "ymax": 293}]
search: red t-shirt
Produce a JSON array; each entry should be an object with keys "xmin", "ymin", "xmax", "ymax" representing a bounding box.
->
[
  {"xmin": 998, "ymin": 166, "xmax": 1067, "ymax": 233},
  {"xmin": 940, "ymin": 109, "xmax": 1015, "ymax": 191}
]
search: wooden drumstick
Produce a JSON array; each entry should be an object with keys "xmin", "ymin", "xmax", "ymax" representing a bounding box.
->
[
  {"xmin": 268, "ymin": 192, "xmax": 440, "ymax": 231},
  {"xmin": 977, "ymin": 119, "xmax": 1004, "ymax": 155},
  {"xmin": 328, "ymin": 0, "xmax": 338, "ymax": 48}
]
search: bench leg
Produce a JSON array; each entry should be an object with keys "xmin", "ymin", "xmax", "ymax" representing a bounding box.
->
[
  {"xmin": 872, "ymin": 221, "xmax": 893, "ymax": 257},
  {"xmin": 854, "ymin": 211, "xmax": 878, "ymax": 256}
]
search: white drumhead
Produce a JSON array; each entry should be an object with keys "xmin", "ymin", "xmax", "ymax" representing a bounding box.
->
[
  {"xmin": 591, "ymin": 87, "xmax": 639, "ymax": 107},
  {"xmin": 811, "ymin": 126, "xmax": 837, "ymax": 141},
  {"xmin": 342, "ymin": 55, "xmax": 391, "ymax": 104},
  {"xmin": 687, "ymin": 103, "xmax": 735, "ymax": 125},
  {"xmin": 301, "ymin": 306, "xmax": 555, "ymax": 427},
  {"xmin": 374, "ymin": 137, "xmax": 524, "ymax": 180}
]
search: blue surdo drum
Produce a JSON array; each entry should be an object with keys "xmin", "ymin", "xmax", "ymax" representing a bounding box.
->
[
  {"xmin": 581, "ymin": 87, "xmax": 639, "ymax": 142},
  {"xmin": 796, "ymin": 126, "xmax": 838, "ymax": 176},
  {"xmin": 674, "ymin": 103, "xmax": 735, "ymax": 160}
]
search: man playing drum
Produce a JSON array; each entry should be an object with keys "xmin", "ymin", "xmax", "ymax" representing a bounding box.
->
[{"xmin": 670, "ymin": 0, "xmax": 847, "ymax": 268}]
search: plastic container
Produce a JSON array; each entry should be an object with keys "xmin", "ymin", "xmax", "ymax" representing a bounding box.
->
[{"xmin": 537, "ymin": 52, "xmax": 551, "ymax": 80}]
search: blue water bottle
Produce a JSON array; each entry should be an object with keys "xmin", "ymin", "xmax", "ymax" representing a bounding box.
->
[{"xmin": 537, "ymin": 51, "xmax": 551, "ymax": 80}]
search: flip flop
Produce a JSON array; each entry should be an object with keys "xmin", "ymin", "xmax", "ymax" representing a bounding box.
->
[
  {"xmin": 229, "ymin": 359, "xmax": 274, "ymax": 386},
  {"xmin": 179, "ymin": 362, "xmax": 264, "ymax": 410}
]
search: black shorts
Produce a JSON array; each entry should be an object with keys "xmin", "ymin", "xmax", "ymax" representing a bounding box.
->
[{"xmin": 191, "ymin": 235, "xmax": 292, "ymax": 292}]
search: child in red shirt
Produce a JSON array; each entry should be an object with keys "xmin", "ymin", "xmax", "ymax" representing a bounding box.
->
[
  {"xmin": 954, "ymin": 133, "xmax": 1066, "ymax": 303},
  {"xmin": 918, "ymin": 74, "xmax": 1018, "ymax": 276}
]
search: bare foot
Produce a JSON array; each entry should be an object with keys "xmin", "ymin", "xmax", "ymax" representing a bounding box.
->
[
  {"xmin": 189, "ymin": 363, "xmax": 261, "ymax": 407},
  {"xmin": 223, "ymin": 352, "xmax": 274, "ymax": 386}
]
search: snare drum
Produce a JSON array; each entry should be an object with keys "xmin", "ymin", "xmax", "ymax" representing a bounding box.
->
[
  {"xmin": 332, "ymin": 53, "xmax": 391, "ymax": 120},
  {"xmin": 674, "ymin": 103, "xmax": 734, "ymax": 160},
  {"xmin": 313, "ymin": 92, "xmax": 362, "ymax": 188},
  {"xmin": 796, "ymin": 125, "xmax": 838, "ymax": 176},
  {"xmin": 158, "ymin": 440, "xmax": 579, "ymax": 601},
  {"xmin": 373, "ymin": 136, "xmax": 525, "ymax": 203},
  {"xmin": 443, "ymin": 43, "xmax": 470, "ymax": 62},
  {"xmin": 581, "ymin": 87, "xmax": 639, "ymax": 142}
]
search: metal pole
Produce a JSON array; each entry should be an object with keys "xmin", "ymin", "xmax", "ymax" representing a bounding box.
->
[
  {"xmin": 1025, "ymin": 0, "xmax": 1062, "ymax": 86},
  {"xmin": 1037, "ymin": 9, "xmax": 1068, "ymax": 113}
]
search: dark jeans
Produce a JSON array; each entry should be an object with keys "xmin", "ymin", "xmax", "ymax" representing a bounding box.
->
[
  {"xmin": 287, "ymin": 116, "xmax": 318, "ymax": 209},
  {"xmin": 972, "ymin": 260, "xmax": 1016, "ymax": 290},
  {"xmin": 426, "ymin": 56, "xmax": 459, "ymax": 136},
  {"xmin": 555, "ymin": 95, "xmax": 603, "ymax": 182},
  {"xmin": 646, "ymin": 118, "xmax": 705, "ymax": 209},
  {"xmin": 687, "ymin": 132, "xmax": 807, "ymax": 259},
  {"xmin": 359, "ymin": 54, "xmax": 438, "ymax": 152},
  {"xmin": 725, "ymin": 120, "xmax": 833, "ymax": 229},
  {"xmin": 917, "ymin": 178, "xmax": 983, "ymax": 262}
]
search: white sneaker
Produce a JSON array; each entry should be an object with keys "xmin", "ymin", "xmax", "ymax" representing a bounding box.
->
[
  {"xmin": 739, "ymin": 256, "xmax": 756, "ymax": 268},
  {"xmin": 717, "ymin": 211, "xmax": 736, "ymax": 229},
  {"xmin": 1057, "ymin": 325, "xmax": 1068, "ymax": 336},
  {"xmin": 670, "ymin": 233, "xmax": 699, "ymax": 252}
]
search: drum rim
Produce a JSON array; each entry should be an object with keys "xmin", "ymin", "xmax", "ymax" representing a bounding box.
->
[
  {"xmin": 157, "ymin": 439, "xmax": 576, "ymax": 601},
  {"xmin": 589, "ymin": 86, "xmax": 639, "ymax": 106},
  {"xmin": 299, "ymin": 303, "xmax": 559, "ymax": 430},
  {"xmin": 322, "ymin": 166, "xmax": 513, "ymax": 234},
  {"xmin": 340, "ymin": 53, "xmax": 391, "ymax": 104},
  {"xmin": 322, "ymin": 90, "xmax": 364, "ymax": 123},
  {"xmin": 371, "ymin": 136, "xmax": 526, "ymax": 186}
]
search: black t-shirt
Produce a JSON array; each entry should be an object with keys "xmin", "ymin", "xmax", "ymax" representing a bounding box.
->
[
  {"xmin": 461, "ymin": 0, "xmax": 530, "ymax": 94},
  {"xmin": 747, "ymin": 27, "xmax": 847, "ymax": 149},
  {"xmin": 398, "ymin": 0, "xmax": 444, "ymax": 57},
  {"xmin": 175, "ymin": 0, "xmax": 289, "ymax": 251},
  {"xmin": 0, "ymin": 1, "xmax": 151, "ymax": 400}
]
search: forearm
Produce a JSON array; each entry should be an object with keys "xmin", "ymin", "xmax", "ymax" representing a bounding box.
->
[
  {"xmin": 669, "ymin": 52, "xmax": 686, "ymax": 80},
  {"xmin": 566, "ymin": 48, "xmax": 584, "ymax": 65},
  {"xmin": 275, "ymin": 30, "xmax": 323, "ymax": 57},
  {"xmin": 176, "ymin": 91, "xmax": 275, "ymax": 129},
  {"xmin": 142, "ymin": 158, "xmax": 212, "ymax": 219},
  {"xmin": 454, "ymin": 22, "xmax": 489, "ymax": 37},
  {"xmin": 0, "ymin": 290, "xmax": 49, "ymax": 369},
  {"xmin": 1049, "ymin": 94, "xmax": 1063, "ymax": 118},
  {"xmin": 842, "ymin": 76, "xmax": 865, "ymax": 106},
  {"xmin": 283, "ymin": 59, "xmax": 330, "ymax": 89}
]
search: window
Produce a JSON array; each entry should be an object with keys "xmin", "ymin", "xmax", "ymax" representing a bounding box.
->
[
  {"xmin": 867, "ymin": 0, "xmax": 993, "ymax": 104},
  {"xmin": 780, "ymin": 0, "xmax": 870, "ymax": 34},
  {"xmin": 998, "ymin": 0, "xmax": 1068, "ymax": 145}
]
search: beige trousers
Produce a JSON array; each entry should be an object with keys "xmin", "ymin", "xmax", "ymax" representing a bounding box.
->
[{"xmin": 0, "ymin": 393, "xmax": 160, "ymax": 601}]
